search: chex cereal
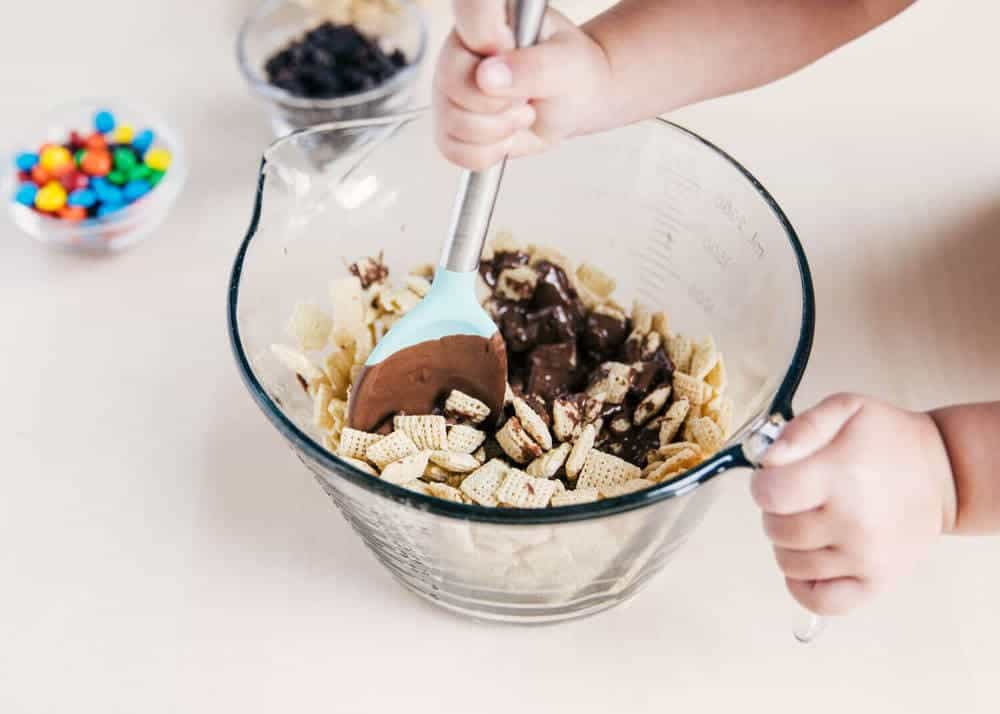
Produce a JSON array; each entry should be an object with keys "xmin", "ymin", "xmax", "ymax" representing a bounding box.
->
[{"xmin": 270, "ymin": 241, "xmax": 738, "ymax": 508}]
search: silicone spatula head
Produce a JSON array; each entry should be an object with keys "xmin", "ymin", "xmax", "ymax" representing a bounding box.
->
[{"xmin": 347, "ymin": 1, "xmax": 549, "ymax": 432}]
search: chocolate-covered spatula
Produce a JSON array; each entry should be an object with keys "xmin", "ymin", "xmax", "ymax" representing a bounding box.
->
[{"xmin": 347, "ymin": 1, "xmax": 549, "ymax": 432}]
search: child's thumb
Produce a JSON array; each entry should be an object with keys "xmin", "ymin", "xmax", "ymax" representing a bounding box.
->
[
  {"xmin": 762, "ymin": 394, "xmax": 865, "ymax": 467},
  {"xmin": 475, "ymin": 40, "xmax": 581, "ymax": 99}
]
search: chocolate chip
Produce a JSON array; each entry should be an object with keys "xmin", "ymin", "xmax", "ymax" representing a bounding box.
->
[
  {"xmin": 583, "ymin": 310, "xmax": 628, "ymax": 359},
  {"xmin": 526, "ymin": 342, "xmax": 577, "ymax": 400},
  {"xmin": 499, "ymin": 307, "xmax": 539, "ymax": 353}
]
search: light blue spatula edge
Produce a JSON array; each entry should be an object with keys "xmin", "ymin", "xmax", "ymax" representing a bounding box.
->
[{"xmin": 365, "ymin": 269, "xmax": 497, "ymax": 366}]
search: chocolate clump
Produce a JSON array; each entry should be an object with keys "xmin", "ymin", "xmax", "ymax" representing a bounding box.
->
[
  {"xmin": 527, "ymin": 342, "xmax": 578, "ymax": 401},
  {"xmin": 584, "ymin": 311, "xmax": 628, "ymax": 359},
  {"xmin": 475, "ymin": 250, "xmax": 685, "ymax": 469}
]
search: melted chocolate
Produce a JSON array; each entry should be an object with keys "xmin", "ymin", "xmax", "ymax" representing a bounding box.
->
[
  {"xmin": 348, "ymin": 332, "xmax": 507, "ymax": 433},
  {"xmin": 601, "ymin": 422, "xmax": 662, "ymax": 465},
  {"xmin": 479, "ymin": 251, "xmax": 529, "ymax": 288},
  {"xmin": 532, "ymin": 261, "xmax": 583, "ymax": 322},
  {"xmin": 584, "ymin": 311, "xmax": 628, "ymax": 359}
]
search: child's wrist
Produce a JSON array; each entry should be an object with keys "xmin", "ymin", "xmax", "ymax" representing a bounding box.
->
[
  {"xmin": 568, "ymin": 29, "xmax": 617, "ymax": 139},
  {"xmin": 925, "ymin": 409, "xmax": 959, "ymax": 534}
]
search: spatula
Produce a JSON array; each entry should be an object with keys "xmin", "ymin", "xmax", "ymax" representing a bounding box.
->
[{"xmin": 347, "ymin": 0, "xmax": 549, "ymax": 432}]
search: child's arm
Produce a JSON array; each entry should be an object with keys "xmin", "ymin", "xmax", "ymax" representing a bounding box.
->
[
  {"xmin": 580, "ymin": 0, "xmax": 916, "ymax": 133},
  {"xmin": 930, "ymin": 403, "xmax": 1000, "ymax": 534},
  {"xmin": 435, "ymin": 0, "xmax": 915, "ymax": 168}
]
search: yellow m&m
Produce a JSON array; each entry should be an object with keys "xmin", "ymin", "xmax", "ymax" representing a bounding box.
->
[
  {"xmin": 113, "ymin": 124, "xmax": 134, "ymax": 143},
  {"xmin": 39, "ymin": 145, "xmax": 73, "ymax": 175},
  {"xmin": 144, "ymin": 147, "xmax": 172, "ymax": 172},
  {"xmin": 35, "ymin": 181, "xmax": 68, "ymax": 213}
]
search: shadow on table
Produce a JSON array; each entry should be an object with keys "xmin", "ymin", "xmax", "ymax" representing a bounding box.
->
[
  {"xmin": 843, "ymin": 195, "xmax": 1000, "ymax": 404},
  {"xmin": 194, "ymin": 381, "xmax": 407, "ymax": 601}
]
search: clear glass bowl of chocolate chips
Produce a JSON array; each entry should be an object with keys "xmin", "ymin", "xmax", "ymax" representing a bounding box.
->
[
  {"xmin": 237, "ymin": 0, "xmax": 427, "ymax": 136},
  {"xmin": 228, "ymin": 110, "xmax": 815, "ymax": 623}
]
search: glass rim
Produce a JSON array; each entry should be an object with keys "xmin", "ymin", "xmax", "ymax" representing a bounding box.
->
[
  {"xmin": 227, "ymin": 110, "xmax": 816, "ymax": 525},
  {"xmin": 235, "ymin": 0, "xmax": 429, "ymax": 111}
]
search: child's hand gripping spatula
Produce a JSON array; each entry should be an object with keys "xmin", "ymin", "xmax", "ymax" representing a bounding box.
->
[{"xmin": 348, "ymin": 1, "xmax": 549, "ymax": 432}]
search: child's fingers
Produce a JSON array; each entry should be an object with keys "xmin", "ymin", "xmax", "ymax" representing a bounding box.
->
[
  {"xmin": 452, "ymin": 0, "xmax": 513, "ymax": 55},
  {"xmin": 438, "ymin": 100, "xmax": 535, "ymax": 145},
  {"xmin": 751, "ymin": 460, "xmax": 831, "ymax": 515},
  {"xmin": 435, "ymin": 133, "xmax": 512, "ymax": 171},
  {"xmin": 505, "ymin": 128, "xmax": 547, "ymax": 158},
  {"xmin": 763, "ymin": 393, "xmax": 864, "ymax": 467},
  {"xmin": 762, "ymin": 508, "xmax": 834, "ymax": 550},
  {"xmin": 785, "ymin": 576, "xmax": 870, "ymax": 616},
  {"xmin": 773, "ymin": 546, "xmax": 852, "ymax": 582},
  {"xmin": 435, "ymin": 32, "xmax": 513, "ymax": 115}
]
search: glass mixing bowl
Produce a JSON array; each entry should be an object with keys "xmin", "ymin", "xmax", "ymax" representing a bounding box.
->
[{"xmin": 228, "ymin": 111, "xmax": 814, "ymax": 623}]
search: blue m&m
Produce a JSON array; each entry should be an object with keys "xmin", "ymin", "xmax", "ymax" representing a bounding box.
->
[
  {"xmin": 16, "ymin": 153, "xmax": 39, "ymax": 171},
  {"xmin": 67, "ymin": 188, "xmax": 97, "ymax": 208},
  {"xmin": 15, "ymin": 183, "xmax": 38, "ymax": 207},
  {"xmin": 94, "ymin": 110, "xmax": 116, "ymax": 134}
]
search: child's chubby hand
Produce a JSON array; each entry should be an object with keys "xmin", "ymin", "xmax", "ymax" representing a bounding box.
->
[
  {"xmin": 751, "ymin": 394, "xmax": 957, "ymax": 615},
  {"xmin": 433, "ymin": 1, "xmax": 611, "ymax": 170}
]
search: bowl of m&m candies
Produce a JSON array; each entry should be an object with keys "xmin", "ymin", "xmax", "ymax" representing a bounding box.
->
[{"xmin": 4, "ymin": 101, "xmax": 185, "ymax": 251}]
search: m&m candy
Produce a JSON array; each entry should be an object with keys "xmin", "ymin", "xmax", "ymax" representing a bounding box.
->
[
  {"xmin": 85, "ymin": 133, "xmax": 107, "ymax": 150},
  {"xmin": 10, "ymin": 109, "xmax": 173, "ymax": 224},
  {"xmin": 113, "ymin": 147, "xmax": 136, "ymax": 171},
  {"xmin": 40, "ymin": 145, "xmax": 73, "ymax": 175},
  {"xmin": 113, "ymin": 125, "xmax": 134, "ymax": 143},
  {"xmin": 67, "ymin": 188, "xmax": 96, "ymax": 208},
  {"xmin": 30, "ymin": 165, "xmax": 50, "ymax": 185},
  {"xmin": 123, "ymin": 180, "xmax": 150, "ymax": 201},
  {"xmin": 132, "ymin": 129, "xmax": 154, "ymax": 154},
  {"xmin": 16, "ymin": 153, "xmax": 38, "ymax": 171},
  {"xmin": 35, "ymin": 182, "xmax": 67, "ymax": 212},
  {"xmin": 15, "ymin": 183, "xmax": 38, "ymax": 207},
  {"xmin": 144, "ymin": 148, "xmax": 171, "ymax": 172},
  {"xmin": 58, "ymin": 206, "xmax": 87, "ymax": 222},
  {"xmin": 94, "ymin": 110, "xmax": 116, "ymax": 134},
  {"xmin": 80, "ymin": 149, "xmax": 112, "ymax": 177}
]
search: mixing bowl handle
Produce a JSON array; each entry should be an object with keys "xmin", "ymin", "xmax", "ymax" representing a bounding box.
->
[
  {"xmin": 743, "ymin": 413, "xmax": 828, "ymax": 644},
  {"xmin": 440, "ymin": 0, "xmax": 549, "ymax": 273}
]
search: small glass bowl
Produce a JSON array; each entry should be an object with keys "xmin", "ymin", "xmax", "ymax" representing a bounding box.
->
[
  {"xmin": 237, "ymin": 0, "xmax": 428, "ymax": 137},
  {"xmin": 2, "ymin": 99, "xmax": 186, "ymax": 253}
]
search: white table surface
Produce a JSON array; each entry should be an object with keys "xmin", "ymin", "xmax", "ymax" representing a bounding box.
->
[{"xmin": 2, "ymin": 1, "xmax": 999, "ymax": 712}]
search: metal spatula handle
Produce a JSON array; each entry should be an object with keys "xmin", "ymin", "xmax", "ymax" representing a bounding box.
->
[{"xmin": 440, "ymin": 0, "xmax": 549, "ymax": 272}]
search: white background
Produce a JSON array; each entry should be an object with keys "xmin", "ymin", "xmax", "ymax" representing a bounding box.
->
[{"xmin": 1, "ymin": 1, "xmax": 998, "ymax": 712}]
